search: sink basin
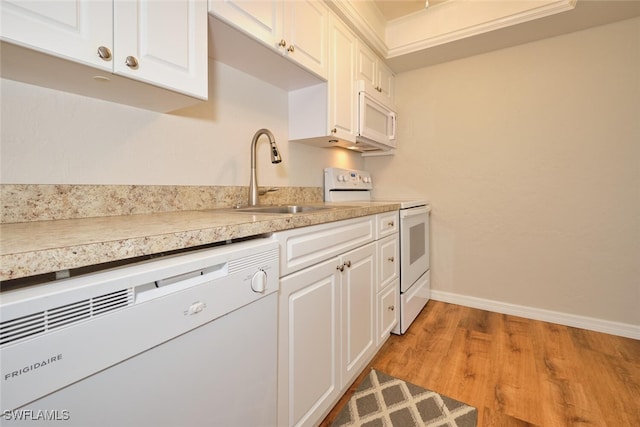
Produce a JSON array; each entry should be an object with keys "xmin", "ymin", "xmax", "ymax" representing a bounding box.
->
[{"xmin": 233, "ymin": 205, "xmax": 335, "ymax": 214}]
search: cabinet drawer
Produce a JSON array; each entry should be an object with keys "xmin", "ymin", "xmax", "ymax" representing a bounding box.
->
[
  {"xmin": 376, "ymin": 211, "xmax": 398, "ymax": 239},
  {"xmin": 275, "ymin": 216, "xmax": 375, "ymax": 277},
  {"xmin": 377, "ymin": 234, "xmax": 399, "ymax": 291},
  {"xmin": 377, "ymin": 278, "xmax": 398, "ymax": 347}
]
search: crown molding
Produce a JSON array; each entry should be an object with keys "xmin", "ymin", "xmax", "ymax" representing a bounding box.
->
[
  {"xmin": 386, "ymin": 0, "xmax": 577, "ymax": 58},
  {"xmin": 325, "ymin": 0, "xmax": 389, "ymax": 58}
]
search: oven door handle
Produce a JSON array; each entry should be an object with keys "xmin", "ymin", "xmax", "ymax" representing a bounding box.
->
[{"xmin": 400, "ymin": 206, "xmax": 431, "ymax": 218}]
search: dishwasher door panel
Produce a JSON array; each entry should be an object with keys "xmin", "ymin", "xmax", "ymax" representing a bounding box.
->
[{"xmin": 3, "ymin": 293, "xmax": 278, "ymax": 427}]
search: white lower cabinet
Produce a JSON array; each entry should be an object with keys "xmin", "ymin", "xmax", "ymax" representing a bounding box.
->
[
  {"xmin": 276, "ymin": 213, "xmax": 398, "ymax": 427},
  {"xmin": 377, "ymin": 278, "xmax": 399, "ymax": 346},
  {"xmin": 340, "ymin": 242, "xmax": 376, "ymax": 387},
  {"xmin": 278, "ymin": 258, "xmax": 341, "ymax": 427},
  {"xmin": 375, "ymin": 220, "xmax": 399, "ymax": 348}
]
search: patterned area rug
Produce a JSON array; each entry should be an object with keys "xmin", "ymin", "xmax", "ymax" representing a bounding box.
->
[{"xmin": 331, "ymin": 369, "xmax": 477, "ymax": 427}]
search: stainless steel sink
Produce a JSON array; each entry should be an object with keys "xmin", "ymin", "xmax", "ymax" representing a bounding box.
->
[{"xmin": 232, "ymin": 205, "xmax": 336, "ymax": 214}]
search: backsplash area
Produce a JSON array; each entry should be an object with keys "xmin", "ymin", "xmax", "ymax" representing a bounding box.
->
[{"xmin": 1, "ymin": 184, "xmax": 323, "ymax": 223}]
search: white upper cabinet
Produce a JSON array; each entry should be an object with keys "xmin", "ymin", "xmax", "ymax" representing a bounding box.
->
[
  {"xmin": 208, "ymin": 0, "xmax": 282, "ymax": 49},
  {"xmin": 1, "ymin": 0, "xmax": 208, "ymax": 108},
  {"xmin": 327, "ymin": 14, "xmax": 357, "ymax": 143},
  {"xmin": 356, "ymin": 40, "xmax": 394, "ymax": 103},
  {"xmin": 0, "ymin": 0, "xmax": 112, "ymax": 70},
  {"xmin": 282, "ymin": 1, "xmax": 328, "ymax": 79},
  {"xmin": 114, "ymin": 0, "xmax": 208, "ymax": 99},
  {"xmin": 209, "ymin": 0, "xmax": 328, "ymax": 80}
]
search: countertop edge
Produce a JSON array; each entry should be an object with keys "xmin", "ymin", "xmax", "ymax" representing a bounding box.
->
[{"xmin": 0, "ymin": 204, "xmax": 400, "ymax": 281}]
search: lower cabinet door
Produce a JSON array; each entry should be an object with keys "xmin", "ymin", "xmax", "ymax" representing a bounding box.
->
[
  {"xmin": 340, "ymin": 242, "xmax": 376, "ymax": 387},
  {"xmin": 278, "ymin": 258, "xmax": 341, "ymax": 427},
  {"xmin": 377, "ymin": 279, "xmax": 399, "ymax": 347}
]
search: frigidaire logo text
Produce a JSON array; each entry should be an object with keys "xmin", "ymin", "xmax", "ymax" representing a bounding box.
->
[{"xmin": 4, "ymin": 354, "xmax": 62, "ymax": 381}]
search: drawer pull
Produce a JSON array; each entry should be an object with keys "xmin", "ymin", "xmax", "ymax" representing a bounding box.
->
[
  {"xmin": 387, "ymin": 221, "xmax": 394, "ymax": 227},
  {"xmin": 388, "ymin": 305, "xmax": 395, "ymax": 311},
  {"xmin": 388, "ymin": 256, "xmax": 395, "ymax": 263},
  {"xmin": 337, "ymin": 264, "xmax": 344, "ymax": 272},
  {"xmin": 344, "ymin": 260, "xmax": 351, "ymax": 268}
]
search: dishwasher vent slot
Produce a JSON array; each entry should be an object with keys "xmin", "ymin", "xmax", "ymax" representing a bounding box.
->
[
  {"xmin": 1, "ymin": 288, "xmax": 134, "ymax": 347},
  {"xmin": 228, "ymin": 248, "xmax": 279, "ymax": 275}
]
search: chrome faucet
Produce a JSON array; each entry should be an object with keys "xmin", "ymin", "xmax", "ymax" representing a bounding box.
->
[{"xmin": 249, "ymin": 128, "xmax": 282, "ymax": 206}]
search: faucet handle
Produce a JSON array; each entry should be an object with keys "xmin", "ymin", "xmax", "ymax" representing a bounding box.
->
[{"xmin": 258, "ymin": 187, "xmax": 280, "ymax": 196}]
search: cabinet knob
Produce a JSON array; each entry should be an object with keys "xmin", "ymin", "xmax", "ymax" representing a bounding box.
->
[
  {"xmin": 331, "ymin": 128, "xmax": 337, "ymax": 134},
  {"xmin": 278, "ymin": 39, "xmax": 287, "ymax": 48},
  {"xmin": 97, "ymin": 46, "xmax": 112, "ymax": 61},
  {"xmin": 388, "ymin": 256, "xmax": 394, "ymax": 263},
  {"xmin": 388, "ymin": 305, "xmax": 395, "ymax": 311},
  {"xmin": 337, "ymin": 264, "xmax": 344, "ymax": 272},
  {"xmin": 387, "ymin": 221, "xmax": 394, "ymax": 227},
  {"xmin": 344, "ymin": 260, "xmax": 351, "ymax": 268},
  {"xmin": 287, "ymin": 45, "xmax": 295, "ymax": 53},
  {"xmin": 125, "ymin": 56, "xmax": 139, "ymax": 69},
  {"xmin": 376, "ymin": 86, "xmax": 383, "ymax": 93}
]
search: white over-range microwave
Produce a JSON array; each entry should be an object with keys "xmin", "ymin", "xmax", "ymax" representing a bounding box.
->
[{"xmin": 356, "ymin": 79, "xmax": 397, "ymax": 151}]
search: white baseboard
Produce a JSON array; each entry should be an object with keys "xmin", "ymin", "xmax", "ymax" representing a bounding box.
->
[{"xmin": 430, "ymin": 290, "xmax": 640, "ymax": 340}]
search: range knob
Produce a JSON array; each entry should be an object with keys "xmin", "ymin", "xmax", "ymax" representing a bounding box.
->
[{"xmin": 251, "ymin": 270, "xmax": 267, "ymax": 293}]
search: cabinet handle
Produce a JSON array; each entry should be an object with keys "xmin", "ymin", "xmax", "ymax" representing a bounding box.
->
[
  {"xmin": 388, "ymin": 305, "xmax": 395, "ymax": 311},
  {"xmin": 388, "ymin": 256, "xmax": 394, "ymax": 263},
  {"xmin": 125, "ymin": 56, "xmax": 139, "ymax": 69},
  {"xmin": 377, "ymin": 86, "xmax": 383, "ymax": 93},
  {"xmin": 97, "ymin": 46, "xmax": 112, "ymax": 61},
  {"xmin": 287, "ymin": 45, "xmax": 295, "ymax": 53},
  {"xmin": 337, "ymin": 264, "xmax": 344, "ymax": 272},
  {"xmin": 278, "ymin": 39, "xmax": 287, "ymax": 48},
  {"xmin": 331, "ymin": 128, "xmax": 337, "ymax": 134},
  {"xmin": 344, "ymin": 260, "xmax": 351, "ymax": 268},
  {"xmin": 387, "ymin": 220, "xmax": 394, "ymax": 227}
]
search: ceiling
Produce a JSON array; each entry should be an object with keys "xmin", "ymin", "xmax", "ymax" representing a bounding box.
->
[
  {"xmin": 351, "ymin": 0, "xmax": 640, "ymax": 72},
  {"xmin": 374, "ymin": 0, "xmax": 449, "ymax": 21}
]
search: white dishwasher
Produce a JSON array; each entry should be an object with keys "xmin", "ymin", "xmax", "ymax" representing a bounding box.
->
[{"xmin": 0, "ymin": 238, "xmax": 279, "ymax": 427}]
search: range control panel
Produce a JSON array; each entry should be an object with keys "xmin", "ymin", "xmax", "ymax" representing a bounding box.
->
[
  {"xmin": 324, "ymin": 168, "xmax": 373, "ymax": 202},
  {"xmin": 324, "ymin": 167, "xmax": 373, "ymax": 190}
]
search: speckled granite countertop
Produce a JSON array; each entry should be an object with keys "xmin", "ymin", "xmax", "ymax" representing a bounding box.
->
[{"xmin": 0, "ymin": 202, "xmax": 399, "ymax": 282}]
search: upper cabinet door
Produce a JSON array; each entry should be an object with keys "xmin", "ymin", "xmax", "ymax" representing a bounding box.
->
[
  {"xmin": 355, "ymin": 40, "xmax": 377, "ymax": 88},
  {"xmin": 328, "ymin": 14, "xmax": 356, "ymax": 142},
  {"xmin": 0, "ymin": 0, "xmax": 112, "ymax": 70},
  {"xmin": 356, "ymin": 39, "xmax": 395, "ymax": 104},
  {"xmin": 209, "ymin": 0, "xmax": 327, "ymax": 80},
  {"xmin": 114, "ymin": 0, "xmax": 208, "ymax": 99},
  {"xmin": 283, "ymin": 0, "xmax": 328, "ymax": 80},
  {"xmin": 208, "ymin": 0, "xmax": 283, "ymax": 49},
  {"xmin": 377, "ymin": 60, "xmax": 395, "ymax": 104}
]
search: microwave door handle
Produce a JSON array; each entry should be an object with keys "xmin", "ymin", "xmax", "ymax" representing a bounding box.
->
[{"xmin": 390, "ymin": 112, "xmax": 397, "ymax": 140}]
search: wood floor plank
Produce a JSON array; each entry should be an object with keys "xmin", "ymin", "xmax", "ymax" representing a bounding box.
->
[
  {"xmin": 319, "ymin": 300, "xmax": 640, "ymax": 427},
  {"xmin": 489, "ymin": 314, "xmax": 545, "ymax": 425}
]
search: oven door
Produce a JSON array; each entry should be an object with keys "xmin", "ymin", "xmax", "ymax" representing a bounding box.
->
[{"xmin": 399, "ymin": 206, "xmax": 430, "ymax": 292}]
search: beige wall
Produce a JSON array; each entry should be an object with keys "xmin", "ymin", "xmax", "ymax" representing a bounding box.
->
[
  {"xmin": 0, "ymin": 60, "xmax": 363, "ymax": 186},
  {"xmin": 365, "ymin": 17, "xmax": 640, "ymax": 326}
]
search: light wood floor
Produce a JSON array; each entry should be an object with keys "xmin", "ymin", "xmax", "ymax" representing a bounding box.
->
[{"xmin": 320, "ymin": 300, "xmax": 640, "ymax": 426}]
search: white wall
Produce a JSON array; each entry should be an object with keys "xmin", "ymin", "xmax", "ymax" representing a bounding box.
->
[
  {"xmin": 365, "ymin": 17, "xmax": 640, "ymax": 328},
  {"xmin": 0, "ymin": 59, "xmax": 362, "ymax": 186}
]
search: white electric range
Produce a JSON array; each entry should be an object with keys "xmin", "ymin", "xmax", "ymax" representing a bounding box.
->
[{"xmin": 324, "ymin": 167, "xmax": 431, "ymax": 334}]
